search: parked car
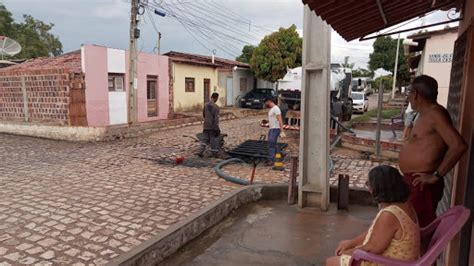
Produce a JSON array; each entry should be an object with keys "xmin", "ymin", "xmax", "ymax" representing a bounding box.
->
[
  {"xmin": 352, "ymin": 92, "xmax": 369, "ymax": 113},
  {"xmin": 240, "ymin": 88, "xmax": 277, "ymax": 109}
]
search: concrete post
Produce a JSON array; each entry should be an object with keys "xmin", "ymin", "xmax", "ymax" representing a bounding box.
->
[
  {"xmin": 298, "ymin": 6, "xmax": 331, "ymax": 210},
  {"xmin": 375, "ymin": 78, "xmax": 384, "ymax": 156}
]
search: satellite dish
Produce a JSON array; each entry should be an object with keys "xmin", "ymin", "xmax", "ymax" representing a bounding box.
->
[{"xmin": 0, "ymin": 36, "xmax": 22, "ymax": 60}]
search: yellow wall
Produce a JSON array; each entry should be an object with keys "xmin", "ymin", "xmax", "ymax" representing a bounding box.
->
[{"xmin": 171, "ymin": 63, "xmax": 225, "ymax": 112}]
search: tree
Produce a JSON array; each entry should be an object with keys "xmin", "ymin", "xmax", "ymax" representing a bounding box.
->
[
  {"xmin": 341, "ymin": 56, "xmax": 354, "ymax": 69},
  {"xmin": 0, "ymin": 4, "xmax": 62, "ymax": 59},
  {"xmin": 352, "ymin": 68, "xmax": 372, "ymax": 77},
  {"xmin": 0, "ymin": 5, "xmax": 15, "ymax": 37},
  {"xmin": 250, "ymin": 25, "xmax": 302, "ymax": 82},
  {"xmin": 368, "ymin": 36, "xmax": 410, "ymax": 86},
  {"xmin": 236, "ymin": 45, "xmax": 255, "ymax": 63}
]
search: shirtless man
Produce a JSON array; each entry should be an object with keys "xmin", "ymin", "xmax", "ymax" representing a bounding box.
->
[{"xmin": 399, "ymin": 75, "xmax": 467, "ymax": 227}]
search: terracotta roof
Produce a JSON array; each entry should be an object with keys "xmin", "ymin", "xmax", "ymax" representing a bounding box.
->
[
  {"xmin": 164, "ymin": 51, "xmax": 250, "ymax": 69},
  {"xmin": 0, "ymin": 50, "xmax": 81, "ymax": 73},
  {"xmin": 302, "ymin": 0, "xmax": 458, "ymax": 41}
]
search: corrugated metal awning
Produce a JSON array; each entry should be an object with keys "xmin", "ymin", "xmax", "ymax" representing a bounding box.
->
[{"xmin": 302, "ymin": 0, "xmax": 458, "ymax": 41}]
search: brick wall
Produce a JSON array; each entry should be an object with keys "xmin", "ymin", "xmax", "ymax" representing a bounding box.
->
[
  {"xmin": 0, "ymin": 68, "xmax": 87, "ymax": 126},
  {"xmin": 0, "ymin": 76, "xmax": 24, "ymax": 121}
]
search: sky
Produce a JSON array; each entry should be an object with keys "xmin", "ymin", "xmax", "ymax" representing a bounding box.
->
[{"xmin": 3, "ymin": 0, "xmax": 459, "ymax": 69}]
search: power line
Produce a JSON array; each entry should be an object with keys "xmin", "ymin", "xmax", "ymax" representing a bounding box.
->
[
  {"xmin": 202, "ymin": 0, "xmax": 274, "ymax": 33},
  {"xmin": 158, "ymin": 4, "xmax": 240, "ymax": 57},
  {"xmin": 147, "ymin": 1, "xmax": 260, "ymax": 43},
  {"xmin": 181, "ymin": 2, "xmax": 261, "ymax": 41},
  {"xmin": 144, "ymin": 3, "xmax": 245, "ymax": 56}
]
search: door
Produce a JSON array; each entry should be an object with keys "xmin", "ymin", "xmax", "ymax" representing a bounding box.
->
[
  {"xmin": 226, "ymin": 77, "xmax": 233, "ymax": 106},
  {"xmin": 147, "ymin": 76, "xmax": 158, "ymax": 117},
  {"xmin": 204, "ymin": 79, "xmax": 211, "ymax": 103}
]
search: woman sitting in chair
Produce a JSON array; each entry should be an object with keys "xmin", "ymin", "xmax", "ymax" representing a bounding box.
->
[{"xmin": 326, "ymin": 165, "xmax": 420, "ymax": 266}]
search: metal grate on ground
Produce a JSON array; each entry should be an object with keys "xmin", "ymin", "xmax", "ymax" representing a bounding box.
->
[{"xmin": 228, "ymin": 140, "xmax": 287, "ymax": 160}]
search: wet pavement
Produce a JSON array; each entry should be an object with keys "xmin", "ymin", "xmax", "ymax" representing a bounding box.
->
[{"xmin": 163, "ymin": 200, "xmax": 377, "ymax": 266}]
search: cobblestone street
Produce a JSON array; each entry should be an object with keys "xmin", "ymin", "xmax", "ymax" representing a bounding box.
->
[
  {"xmin": 0, "ymin": 116, "xmax": 289, "ymax": 265},
  {"xmin": 0, "ymin": 116, "xmax": 383, "ymax": 265}
]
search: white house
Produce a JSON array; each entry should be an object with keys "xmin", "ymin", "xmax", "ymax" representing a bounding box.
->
[{"xmin": 407, "ymin": 27, "xmax": 458, "ymax": 107}]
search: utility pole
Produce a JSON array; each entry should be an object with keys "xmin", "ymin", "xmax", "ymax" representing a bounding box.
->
[
  {"xmin": 391, "ymin": 34, "xmax": 401, "ymax": 99},
  {"xmin": 156, "ymin": 32, "xmax": 161, "ymax": 55},
  {"xmin": 128, "ymin": 0, "xmax": 139, "ymax": 125}
]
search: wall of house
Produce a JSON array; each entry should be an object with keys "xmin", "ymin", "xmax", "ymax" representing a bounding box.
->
[
  {"xmin": 82, "ymin": 45, "xmax": 169, "ymax": 126},
  {"xmin": 82, "ymin": 45, "xmax": 109, "ymax": 126},
  {"xmin": 218, "ymin": 70, "xmax": 233, "ymax": 106},
  {"xmin": 445, "ymin": 1, "xmax": 474, "ymax": 264},
  {"xmin": 420, "ymin": 31, "xmax": 457, "ymax": 107},
  {"xmin": 232, "ymin": 68, "xmax": 254, "ymax": 105},
  {"xmin": 0, "ymin": 69, "xmax": 85, "ymax": 126},
  {"xmin": 130, "ymin": 51, "xmax": 170, "ymax": 122},
  {"xmin": 171, "ymin": 62, "xmax": 221, "ymax": 112},
  {"xmin": 452, "ymin": 2, "xmax": 474, "ymax": 264},
  {"xmin": 257, "ymin": 79, "xmax": 276, "ymax": 89}
]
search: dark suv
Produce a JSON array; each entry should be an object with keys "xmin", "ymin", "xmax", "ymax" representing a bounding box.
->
[{"xmin": 240, "ymin": 88, "xmax": 277, "ymax": 109}]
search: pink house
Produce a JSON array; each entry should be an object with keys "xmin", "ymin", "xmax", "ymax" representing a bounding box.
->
[
  {"xmin": 0, "ymin": 44, "xmax": 170, "ymax": 131},
  {"xmin": 81, "ymin": 44, "xmax": 170, "ymax": 126}
]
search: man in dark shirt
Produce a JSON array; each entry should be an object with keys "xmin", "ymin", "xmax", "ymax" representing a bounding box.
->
[{"xmin": 199, "ymin": 93, "xmax": 221, "ymax": 157}]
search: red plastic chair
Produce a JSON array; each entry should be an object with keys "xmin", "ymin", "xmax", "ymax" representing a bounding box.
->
[{"xmin": 350, "ymin": 206, "xmax": 471, "ymax": 266}]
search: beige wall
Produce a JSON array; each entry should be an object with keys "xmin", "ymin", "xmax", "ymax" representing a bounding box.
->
[
  {"xmin": 420, "ymin": 31, "xmax": 457, "ymax": 107},
  {"xmin": 171, "ymin": 63, "xmax": 225, "ymax": 112}
]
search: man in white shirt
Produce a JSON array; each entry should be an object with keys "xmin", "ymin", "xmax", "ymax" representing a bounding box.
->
[{"xmin": 264, "ymin": 98, "xmax": 286, "ymax": 166}]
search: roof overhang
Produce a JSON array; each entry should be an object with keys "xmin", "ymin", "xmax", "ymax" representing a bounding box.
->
[{"xmin": 302, "ymin": 0, "xmax": 458, "ymax": 41}]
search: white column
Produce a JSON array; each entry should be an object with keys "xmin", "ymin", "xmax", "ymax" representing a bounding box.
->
[{"xmin": 298, "ymin": 6, "xmax": 331, "ymax": 210}]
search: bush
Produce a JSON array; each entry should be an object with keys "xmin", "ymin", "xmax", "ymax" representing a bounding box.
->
[{"xmin": 372, "ymin": 76, "xmax": 394, "ymax": 92}]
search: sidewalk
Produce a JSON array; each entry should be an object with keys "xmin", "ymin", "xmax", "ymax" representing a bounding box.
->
[{"xmin": 162, "ymin": 200, "xmax": 377, "ymax": 265}]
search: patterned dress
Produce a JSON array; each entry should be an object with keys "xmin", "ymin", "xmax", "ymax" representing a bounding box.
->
[{"xmin": 340, "ymin": 205, "xmax": 420, "ymax": 266}]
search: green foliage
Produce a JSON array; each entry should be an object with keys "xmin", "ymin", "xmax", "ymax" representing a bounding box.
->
[
  {"xmin": 352, "ymin": 108, "xmax": 401, "ymax": 123},
  {"xmin": 0, "ymin": 4, "xmax": 15, "ymax": 37},
  {"xmin": 250, "ymin": 25, "xmax": 302, "ymax": 82},
  {"xmin": 236, "ymin": 45, "xmax": 255, "ymax": 63},
  {"xmin": 368, "ymin": 36, "xmax": 410, "ymax": 86},
  {"xmin": 0, "ymin": 4, "xmax": 62, "ymax": 59},
  {"xmin": 352, "ymin": 68, "xmax": 372, "ymax": 77},
  {"xmin": 372, "ymin": 76, "xmax": 394, "ymax": 92}
]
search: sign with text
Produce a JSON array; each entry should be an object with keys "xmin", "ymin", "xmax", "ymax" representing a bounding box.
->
[{"xmin": 429, "ymin": 53, "xmax": 453, "ymax": 63}]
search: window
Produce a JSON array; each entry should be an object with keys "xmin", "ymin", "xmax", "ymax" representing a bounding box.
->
[
  {"xmin": 147, "ymin": 76, "xmax": 157, "ymax": 100},
  {"xmin": 108, "ymin": 74, "xmax": 125, "ymax": 92},
  {"xmin": 185, "ymin": 77, "xmax": 195, "ymax": 92},
  {"xmin": 240, "ymin": 78, "xmax": 247, "ymax": 92},
  {"xmin": 352, "ymin": 93, "xmax": 364, "ymax": 100},
  {"xmin": 147, "ymin": 76, "xmax": 158, "ymax": 117}
]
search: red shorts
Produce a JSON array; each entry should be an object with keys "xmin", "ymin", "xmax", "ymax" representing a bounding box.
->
[{"xmin": 403, "ymin": 173, "xmax": 445, "ymax": 228}]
